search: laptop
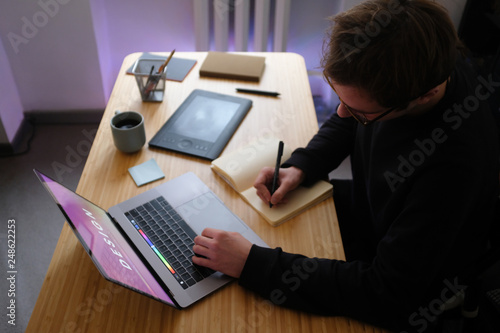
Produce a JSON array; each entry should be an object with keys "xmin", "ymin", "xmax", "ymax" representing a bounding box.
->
[{"xmin": 34, "ymin": 169, "xmax": 267, "ymax": 309}]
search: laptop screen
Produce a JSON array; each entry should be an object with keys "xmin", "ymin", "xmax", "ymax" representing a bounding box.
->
[{"xmin": 35, "ymin": 170, "xmax": 175, "ymax": 306}]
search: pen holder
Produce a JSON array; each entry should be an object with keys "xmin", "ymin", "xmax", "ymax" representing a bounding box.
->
[{"xmin": 132, "ymin": 59, "xmax": 167, "ymax": 102}]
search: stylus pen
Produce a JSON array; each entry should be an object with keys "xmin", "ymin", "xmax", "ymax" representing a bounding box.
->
[
  {"xmin": 270, "ymin": 141, "xmax": 284, "ymax": 208},
  {"xmin": 236, "ymin": 88, "xmax": 280, "ymax": 97}
]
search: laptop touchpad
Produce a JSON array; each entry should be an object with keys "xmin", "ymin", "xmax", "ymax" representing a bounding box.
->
[{"xmin": 176, "ymin": 192, "xmax": 248, "ymax": 235}]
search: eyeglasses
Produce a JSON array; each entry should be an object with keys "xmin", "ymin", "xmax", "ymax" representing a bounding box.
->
[{"xmin": 323, "ymin": 72, "xmax": 397, "ymax": 126}]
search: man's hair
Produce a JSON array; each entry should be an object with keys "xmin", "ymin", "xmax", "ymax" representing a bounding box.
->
[{"xmin": 322, "ymin": 0, "xmax": 461, "ymax": 108}]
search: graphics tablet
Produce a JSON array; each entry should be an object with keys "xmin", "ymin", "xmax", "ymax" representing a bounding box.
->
[{"xmin": 149, "ymin": 89, "xmax": 252, "ymax": 160}]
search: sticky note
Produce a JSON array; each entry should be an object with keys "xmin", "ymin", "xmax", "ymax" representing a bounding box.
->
[{"xmin": 128, "ymin": 158, "xmax": 165, "ymax": 186}]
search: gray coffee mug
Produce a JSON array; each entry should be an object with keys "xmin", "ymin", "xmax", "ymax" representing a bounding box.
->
[{"xmin": 110, "ymin": 111, "xmax": 146, "ymax": 153}]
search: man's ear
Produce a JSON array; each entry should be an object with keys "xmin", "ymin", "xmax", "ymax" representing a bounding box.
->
[{"xmin": 415, "ymin": 87, "xmax": 440, "ymax": 105}]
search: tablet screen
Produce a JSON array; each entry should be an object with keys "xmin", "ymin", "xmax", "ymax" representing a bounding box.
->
[
  {"xmin": 149, "ymin": 89, "xmax": 252, "ymax": 160},
  {"xmin": 168, "ymin": 95, "xmax": 240, "ymax": 142}
]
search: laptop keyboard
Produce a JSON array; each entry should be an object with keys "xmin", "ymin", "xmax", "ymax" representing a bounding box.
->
[{"xmin": 124, "ymin": 196, "xmax": 214, "ymax": 289}]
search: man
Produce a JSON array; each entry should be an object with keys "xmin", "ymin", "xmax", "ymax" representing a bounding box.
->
[{"xmin": 193, "ymin": 0, "xmax": 500, "ymax": 331}]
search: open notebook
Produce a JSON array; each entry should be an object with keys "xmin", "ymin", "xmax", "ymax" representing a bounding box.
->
[{"xmin": 211, "ymin": 138, "xmax": 333, "ymax": 226}]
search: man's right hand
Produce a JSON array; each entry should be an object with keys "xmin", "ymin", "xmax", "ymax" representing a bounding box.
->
[{"xmin": 253, "ymin": 166, "xmax": 305, "ymax": 206}]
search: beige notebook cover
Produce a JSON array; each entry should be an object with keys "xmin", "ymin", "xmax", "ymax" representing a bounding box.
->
[
  {"xmin": 199, "ymin": 52, "xmax": 266, "ymax": 82},
  {"xmin": 211, "ymin": 138, "xmax": 333, "ymax": 226}
]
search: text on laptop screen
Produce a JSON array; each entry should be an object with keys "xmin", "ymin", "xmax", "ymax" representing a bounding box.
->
[{"xmin": 38, "ymin": 172, "xmax": 174, "ymax": 305}]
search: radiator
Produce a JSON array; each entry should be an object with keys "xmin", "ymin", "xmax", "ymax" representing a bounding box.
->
[{"xmin": 193, "ymin": 0, "xmax": 291, "ymax": 52}]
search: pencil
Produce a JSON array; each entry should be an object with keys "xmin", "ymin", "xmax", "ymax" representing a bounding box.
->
[{"xmin": 158, "ymin": 49, "xmax": 176, "ymax": 74}]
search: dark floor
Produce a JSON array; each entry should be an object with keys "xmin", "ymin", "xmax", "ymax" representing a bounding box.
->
[{"xmin": 0, "ymin": 123, "xmax": 99, "ymax": 333}]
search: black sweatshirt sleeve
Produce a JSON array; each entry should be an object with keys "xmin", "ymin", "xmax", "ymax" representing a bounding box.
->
[{"xmin": 282, "ymin": 112, "xmax": 357, "ymax": 185}]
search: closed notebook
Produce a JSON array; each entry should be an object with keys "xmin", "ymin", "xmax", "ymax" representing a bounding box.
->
[
  {"xmin": 211, "ymin": 138, "xmax": 333, "ymax": 226},
  {"xmin": 199, "ymin": 52, "xmax": 265, "ymax": 82}
]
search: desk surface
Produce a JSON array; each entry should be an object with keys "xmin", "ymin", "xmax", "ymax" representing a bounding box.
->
[{"xmin": 27, "ymin": 52, "xmax": 388, "ymax": 333}]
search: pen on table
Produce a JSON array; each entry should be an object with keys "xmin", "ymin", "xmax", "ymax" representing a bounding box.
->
[
  {"xmin": 236, "ymin": 88, "xmax": 280, "ymax": 97},
  {"xmin": 270, "ymin": 141, "xmax": 284, "ymax": 208}
]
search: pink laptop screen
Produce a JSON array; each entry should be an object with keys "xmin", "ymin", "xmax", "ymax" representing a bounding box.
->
[{"xmin": 36, "ymin": 170, "xmax": 175, "ymax": 306}]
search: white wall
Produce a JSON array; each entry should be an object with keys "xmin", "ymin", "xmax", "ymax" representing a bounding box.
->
[
  {"xmin": 0, "ymin": 0, "xmax": 105, "ymax": 112},
  {"xmin": 288, "ymin": 0, "xmax": 343, "ymax": 70},
  {"xmin": 90, "ymin": 0, "xmax": 197, "ymax": 93}
]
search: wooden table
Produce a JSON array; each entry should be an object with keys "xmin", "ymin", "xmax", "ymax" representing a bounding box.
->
[{"xmin": 27, "ymin": 52, "xmax": 387, "ymax": 332}]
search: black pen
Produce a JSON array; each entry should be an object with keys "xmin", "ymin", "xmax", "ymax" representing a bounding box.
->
[
  {"xmin": 236, "ymin": 88, "xmax": 280, "ymax": 97},
  {"xmin": 143, "ymin": 65, "xmax": 156, "ymax": 97},
  {"xmin": 270, "ymin": 141, "xmax": 284, "ymax": 208}
]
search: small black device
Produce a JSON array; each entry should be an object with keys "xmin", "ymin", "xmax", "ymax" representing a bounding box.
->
[{"xmin": 149, "ymin": 89, "xmax": 252, "ymax": 160}]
